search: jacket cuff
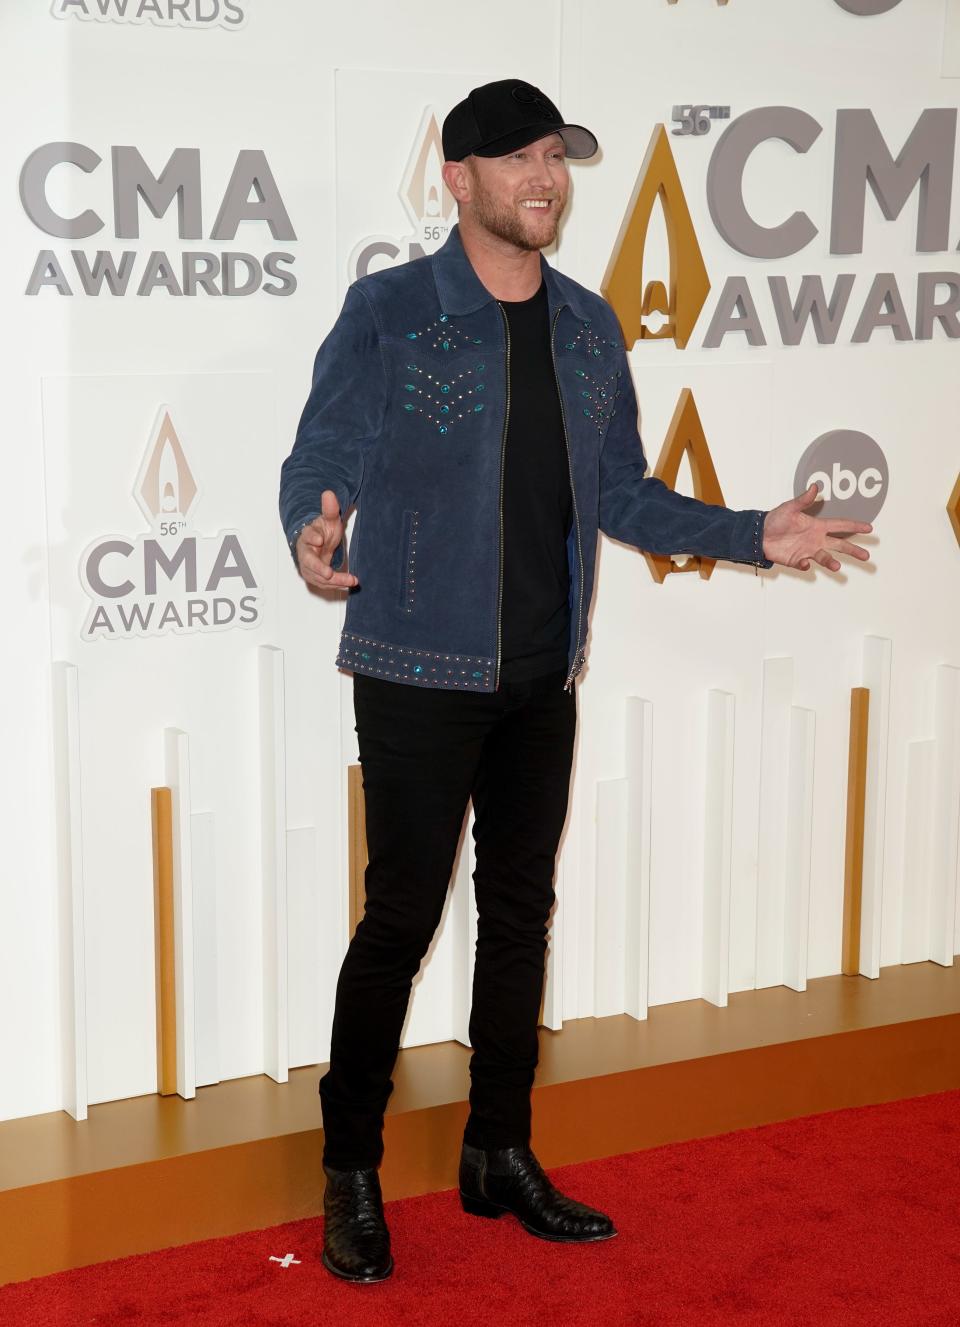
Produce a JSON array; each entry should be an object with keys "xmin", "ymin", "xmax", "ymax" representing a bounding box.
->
[
  {"xmin": 728, "ymin": 508, "xmax": 773, "ymax": 569},
  {"xmin": 287, "ymin": 512, "xmax": 320, "ymax": 571}
]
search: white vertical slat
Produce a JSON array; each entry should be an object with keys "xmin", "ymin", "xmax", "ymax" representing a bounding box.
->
[
  {"xmin": 901, "ymin": 739, "xmax": 935, "ymax": 964},
  {"xmin": 558, "ymin": 829, "xmax": 581, "ymax": 1023},
  {"xmin": 51, "ymin": 662, "xmax": 88, "ymax": 1122},
  {"xmin": 287, "ymin": 825, "xmax": 321, "ymax": 1069},
  {"xmin": 191, "ymin": 810, "xmax": 219, "ymax": 1089},
  {"xmin": 594, "ymin": 778, "xmax": 628, "ymax": 1018},
  {"xmin": 577, "ymin": 795, "xmax": 599, "ymax": 1019},
  {"xmin": 541, "ymin": 848, "xmax": 564, "ymax": 1032},
  {"xmin": 783, "ymin": 707, "xmax": 816, "ymax": 993},
  {"xmin": 702, "ymin": 690, "xmax": 736, "ymax": 1009},
  {"xmin": 259, "ymin": 645, "xmax": 288, "ymax": 1084},
  {"xmin": 450, "ymin": 819, "xmax": 475, "ymax": 1048},
  {"xmin": 624, "ymin": 697, "xmax": 653, "ymax": 1021},
  {"xmin": 164, "ymin": 727, "xmax": 196, "ymax": 1100},
  {"xmin": 755, "ymin": 657, "xmax": 793, "ymax": 990},
  {"xmin": 860, "ymin": 636, "xmax": 892, "ymax": 978},
  {"xmin": 931, "ymin": 664, "xmax": 960, "ymax": 967}
]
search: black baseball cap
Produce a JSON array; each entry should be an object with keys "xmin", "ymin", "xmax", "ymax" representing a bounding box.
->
[{"xmin": 442, "ymin": 78, "xmax": 598, "ymax": 162}]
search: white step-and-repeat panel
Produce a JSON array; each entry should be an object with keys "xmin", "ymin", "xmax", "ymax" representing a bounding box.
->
[{"xmin": 2, "ymin": 0, "xmax": 958, "ymax": 1122}]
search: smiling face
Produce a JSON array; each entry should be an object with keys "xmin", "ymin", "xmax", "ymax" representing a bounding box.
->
[{"xmin": 457, "ymin": 132, "xmax": 570, "ymax": 251}]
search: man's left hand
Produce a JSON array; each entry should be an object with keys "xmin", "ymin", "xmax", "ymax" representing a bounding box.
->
[{"xmin": 762, "ymin": 483, "xmax": 872, "ymax": 572}]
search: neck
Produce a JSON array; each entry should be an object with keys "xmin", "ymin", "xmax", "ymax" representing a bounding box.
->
[{"xmin": 456, "ymin": 216, "xmax": 544, "ymax": 302}]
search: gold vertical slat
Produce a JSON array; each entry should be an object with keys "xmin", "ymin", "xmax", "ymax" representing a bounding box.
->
[
  {"xmin": 151, "ymin": 787, "xmax": 177, "ymax": 1096},
  {"xmin": 348, "ymin": 764, "xmax": 368, "ymax": 938},
  {"xmin": 842, "ymin": 688, "xmax": 870, "ymax": 976}
]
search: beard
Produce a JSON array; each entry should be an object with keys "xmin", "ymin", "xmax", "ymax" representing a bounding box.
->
[{"xmin": 467, "ymin": 170, "xmax": 567, "ymax": 250}]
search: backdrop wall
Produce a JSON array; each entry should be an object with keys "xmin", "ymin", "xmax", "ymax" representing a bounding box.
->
[{"xmin": 2, "ymin": 0, "xmax": 958, "ymax": 1123}]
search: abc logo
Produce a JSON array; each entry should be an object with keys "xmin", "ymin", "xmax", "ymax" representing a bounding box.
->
[{"xmin": 793, "ymin": 430, "xmax": 889, "ymax": 523}]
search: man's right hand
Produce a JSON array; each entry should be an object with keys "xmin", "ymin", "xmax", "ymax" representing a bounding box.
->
[{"xmin": 295, "ymin": 489, "xmax": 359, "ymax": 591}]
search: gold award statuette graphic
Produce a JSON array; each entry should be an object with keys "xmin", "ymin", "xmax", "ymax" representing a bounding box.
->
[
  {"xmin": 401, "ymin": 109, "xmax": 456, "ymax": 242},
  {"xmin": 136, "ymin": 408, "xmax": 198, "ymax": 528},
  {"xmin": 644, "ymin": 388, "xmax": 726, "ymax": 584},
  {"xmin": 350, "ymin": 109, "xmax": 456, "ymax": 280},
  {"xmin": 948, "ymin": 471, "xmax": 960, "ymax": 550},
  {"xmin": 601, "ymin": 125, "xmax": 711, "ymax": 351}
]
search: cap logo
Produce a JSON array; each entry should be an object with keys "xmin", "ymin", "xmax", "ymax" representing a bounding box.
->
[{"xmin": 511, "ymin": 85, "xmax": 551, "ymax": 112}]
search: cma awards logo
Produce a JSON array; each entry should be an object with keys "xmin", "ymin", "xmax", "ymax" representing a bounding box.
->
[
  {"xmin": 50, "ymin": 0, "xmax": 246, "ymax": 27},
  {"xmin": 349, "ymin": 108, "xmax": 456, "ymax": 280},
  {"xmin": 80, "ymin": 407, "xmax": 262, "ymax": 641},
  {"xmin": 603, "ymin": 100, "xmax": 960, "ymax": 351},
  {"xmin": 20, "ymin": 145, "xmax": 296, "ymax": 297}
]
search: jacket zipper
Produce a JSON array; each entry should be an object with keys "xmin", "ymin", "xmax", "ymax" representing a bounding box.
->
[
  {"xmin": 551, "ymin": 306, "xmax": 585, "ymax": 693},
  {"xmin": 495, "ymin": 303, "xmax": 512, "ymax": 691}
]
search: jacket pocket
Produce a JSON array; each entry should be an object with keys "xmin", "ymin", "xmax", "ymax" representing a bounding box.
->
[{"xmin": 399, "ymin": 509, "xmax": 420, "ymax": 612}]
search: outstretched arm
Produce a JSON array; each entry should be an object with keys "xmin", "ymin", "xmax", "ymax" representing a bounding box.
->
[
  {"xmin": 598, "ymin": 353, "xmax": 871, "ymax": 574},
  {"xmin": 597, "ymin": 363, "xmax": 770, "ymax": 567}
]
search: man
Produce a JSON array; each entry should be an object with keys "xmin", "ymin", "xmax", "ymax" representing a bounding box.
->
[{"xmin": 279, "ymin": 79, "xmax": 871, "ymax": 1285}]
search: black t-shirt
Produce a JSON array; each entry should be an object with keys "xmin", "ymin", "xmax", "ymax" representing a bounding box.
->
[{"xmin": 497, "ymin": 282, "xmax": 573, "ymax": 686}]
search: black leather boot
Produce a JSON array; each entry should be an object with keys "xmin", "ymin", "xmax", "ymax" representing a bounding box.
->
[
  {"xmin": 321, "ymin": 1164, "xmax": 393, "ymax": 1282},
  {"xmin": 458, "ymin": 1142, "xmax": 617, "ymax": 1243}
]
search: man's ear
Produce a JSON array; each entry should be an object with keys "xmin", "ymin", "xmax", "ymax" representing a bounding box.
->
[{"xmin": 442, "ymin": 158, "xmax": 472, "ymax": 205}]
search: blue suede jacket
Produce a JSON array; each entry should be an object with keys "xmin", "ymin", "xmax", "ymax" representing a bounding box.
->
[{"xmin": 279, "ymin": 225, "xmax": 770, "ymax": 693}]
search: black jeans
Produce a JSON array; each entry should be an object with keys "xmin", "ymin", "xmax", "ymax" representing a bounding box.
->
[{"xmin": 319, "ymin": 668, "xmax": 577, "ymax": 1170}]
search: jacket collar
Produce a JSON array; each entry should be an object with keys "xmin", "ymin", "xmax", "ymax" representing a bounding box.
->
[{"xmin": 431, "ymin": 223, "xmax": 594, "ymax": 324}]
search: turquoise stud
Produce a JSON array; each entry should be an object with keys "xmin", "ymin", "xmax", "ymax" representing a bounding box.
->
[
  {"xmin": 582, "ymin": 407, "xmax": 591, "ymax": 417},
  {"xmin": 440, "ymin": 383, "xmax": 450, "ymax": 393},
  {"xmin": 406, "ymin": 362, "xmax": 417, "ymax": 371},
  {"xmin": 472, "ymin": 338, "xmax": 482, "ymax": 344},
  {"xmin": 413, "ymin": 664, "xmax": 424, "ymax": 674},
  {"xmin": 476, "ymin": 363, "xmax": 486, "ymax": 373},
  {"xmin": 472, "ymin": 670, "xmax": 482, "ymax": 679},
  {"xmin": 440, "ymin": 404, "xmax": 450, "ymax": 414},
  {"xmin": 438, "ymin": 425, "xmax": 448, "ymax": 434},
  {"xmin": 439, "ymin": 313, "xmax": 449, "ymax": 322},
  {"xmin": 403, "ymin": 403, "xmax": 415, "ymax": 412},
  {"xmin": 565, "ymin": 342, "xmax": 575, "ymax": 350},
  {"xmin": 406, "ymin": 332, "xmax": 418, "ymax": 340},
  {"xmin": 575, "ymin": 369, "xmax": 586, "ymax": 378},
  {"xmin": 475, "ymin": 383, "xmax": 485, "ymax": 392},
  {"xmin": 404, "ymin": 383, "xmax": 415, "ymax": 391},
  {"xmin": 361, "ymin": 651, "xmax": 371, "ymax": 660},
  {"xmin": 474, "ymin": 403, "xmax": 484, "ymax": 412},
  {"xmin": 593, "ymin": 347, "xmax": 601, "ymax": 356},
  {"xmin": 441, "ymin": 339, "xmax": 450, "ymax": 350}
]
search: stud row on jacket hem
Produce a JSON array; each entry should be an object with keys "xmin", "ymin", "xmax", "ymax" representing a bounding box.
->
[
  {"xmin": 337, "ymin": 656, "xmax": 490, "ymax": 688},
  {"xmin": 340, "ymin": 651, "xmax": 487, "ymax": 680},
  {"xmin": 340, "ymin": 632, "xmax": 491, "ymax": 668}
]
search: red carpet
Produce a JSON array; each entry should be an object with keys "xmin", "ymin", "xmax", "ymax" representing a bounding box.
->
[{"xmin": 3, "ymin": 1088, "xmax": 959, "ymax": 1326}]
